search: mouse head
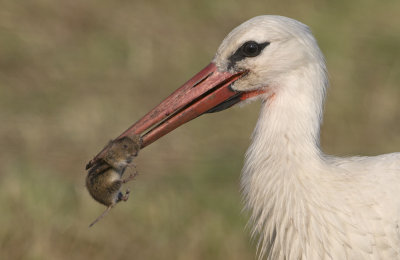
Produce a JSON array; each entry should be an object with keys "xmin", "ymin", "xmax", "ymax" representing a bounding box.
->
[{"xmin": 104, "ymin": 136, "xmax": 141, "ymax": 169}]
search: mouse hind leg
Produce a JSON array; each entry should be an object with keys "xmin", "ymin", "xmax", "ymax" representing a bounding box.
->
[{"xmin": 116, "ymin": 189, "xmax": 130, "ymax": 203}]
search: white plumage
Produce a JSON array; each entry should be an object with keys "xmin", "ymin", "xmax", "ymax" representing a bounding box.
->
[{"xmin": 212, "ymin": 16, "xmax": 400, "ymax": 259}]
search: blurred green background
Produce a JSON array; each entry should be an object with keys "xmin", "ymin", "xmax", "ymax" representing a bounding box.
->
[{"xmin": 1, "ymin": 0, "xmax": 399, "ymax": 259}]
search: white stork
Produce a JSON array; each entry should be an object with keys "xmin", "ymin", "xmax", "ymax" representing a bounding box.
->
[{"xmin": 104, "ymin": 15, "xmax": 400, "ymax": 259}]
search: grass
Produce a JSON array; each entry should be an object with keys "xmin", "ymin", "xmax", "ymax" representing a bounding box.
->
[{"xmin": 1, "ymin": 0, "xmax": 399, "ymax": 259}]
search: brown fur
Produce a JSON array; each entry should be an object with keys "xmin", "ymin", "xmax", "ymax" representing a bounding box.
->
[{"xmin": 85, "ymin": 135, "xmax": 142, "ymax": 227}]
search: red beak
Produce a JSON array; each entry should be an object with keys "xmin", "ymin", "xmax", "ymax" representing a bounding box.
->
[{"xmin": 86, "ymin": 62, "xmax": 264, "ymax": 169}]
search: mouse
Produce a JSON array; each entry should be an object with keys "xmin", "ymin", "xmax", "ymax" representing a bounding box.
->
[{"xmin": 85, "ymin": 135, "xmax": 142, "ymax": 227}]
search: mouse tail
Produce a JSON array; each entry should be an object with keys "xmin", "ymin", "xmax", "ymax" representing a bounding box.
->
[{"xmin": 88, "ymin": 206, "xmax": 113, "ymax": 228}]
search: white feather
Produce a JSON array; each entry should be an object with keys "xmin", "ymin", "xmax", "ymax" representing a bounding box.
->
[{"xmin": 213, "ymin": 15, "xmax": 400, "ymax": 259}]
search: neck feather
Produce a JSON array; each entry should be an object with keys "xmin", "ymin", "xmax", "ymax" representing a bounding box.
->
[{"xmin": 241, "ymin": 63, "xmax": 329, "ymax": 258}]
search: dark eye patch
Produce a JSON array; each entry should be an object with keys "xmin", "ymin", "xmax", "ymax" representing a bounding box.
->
[{"xmin": 227, "ymin": 41, "xmax": 270, "ymax": 70}]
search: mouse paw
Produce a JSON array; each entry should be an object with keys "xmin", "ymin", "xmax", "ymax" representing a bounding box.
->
[
  {"xmin": 121, "ymin": 189, "xmax": 130, "ymax": 201},
  {"xmin": 116, "ymin": 189, "xmax": 130, "ymax": 202}
]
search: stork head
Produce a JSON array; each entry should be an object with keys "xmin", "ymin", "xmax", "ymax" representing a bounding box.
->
[
  {"xmin": 214, "ymin": 15, "xmax": 325, "ymax": 94},
  {"xmin": 86, "ymin": 16, "xmax": 327, "ymax": 168}
]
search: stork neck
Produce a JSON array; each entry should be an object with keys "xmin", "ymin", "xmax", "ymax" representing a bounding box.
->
[
  {"xmin": 251, "ymin": 66, "xmax": 326, "ymax": 162},
  {"xmin": 241, "ymin": 65, "xmax": 328, "ymax": 257}
]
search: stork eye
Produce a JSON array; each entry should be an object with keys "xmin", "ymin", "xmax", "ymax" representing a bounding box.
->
[
  {"xmin": 242, "ymin": 41, "xmax": 260, "ymax": 57},
  {"xmin": 227, "ymin": 41, "xmax": 269, "ymax": 70}
]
